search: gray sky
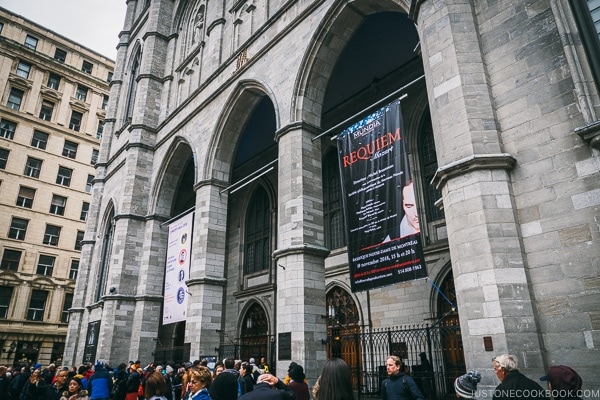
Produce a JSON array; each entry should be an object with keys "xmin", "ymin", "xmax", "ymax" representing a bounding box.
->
[{"xmin": 2, "ymin": 0, "xmax": 127, "ymax": 60}]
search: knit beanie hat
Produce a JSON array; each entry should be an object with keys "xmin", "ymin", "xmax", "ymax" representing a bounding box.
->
[{"xmin": 454, "ymin": 370, "xmax": 481, "ymax": 399}]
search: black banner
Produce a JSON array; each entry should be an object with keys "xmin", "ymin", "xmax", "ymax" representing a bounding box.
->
[
  {"xmin": 336, "ymin": 99, "xmax": 427, "ymax": 292},
  {"xmin": 83, "ymin": 320, "xmax": 100, "ymax": 363}
]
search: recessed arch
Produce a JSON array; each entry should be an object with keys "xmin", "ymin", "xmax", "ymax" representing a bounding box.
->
[
  {"xmin": 292, "ymin": 0, "xmax": 412, "ymax": 125},
  {"xmin": 204, "ymin": 80, "xmax": 279, "ymax": 183},
  {"xmin": 239, "ymin": 300, "xmax": 271, "ymax": 362},
  {"xmin": 151, "ymin": 137, "xmax": 196, "ymax": 218},
  {"xmin": 95, "ymin": 203, "xmax": 116, "ymax": 302}
]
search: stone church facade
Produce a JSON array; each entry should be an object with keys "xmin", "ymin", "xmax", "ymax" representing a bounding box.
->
[{"xmin": 64, "ymin": 0, "xmax": 600, "ymax": 393}]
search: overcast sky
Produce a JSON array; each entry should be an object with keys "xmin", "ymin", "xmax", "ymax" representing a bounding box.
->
[{"xmin": 2, "ymin": 0, "xmax": 127, "ymax": 60}]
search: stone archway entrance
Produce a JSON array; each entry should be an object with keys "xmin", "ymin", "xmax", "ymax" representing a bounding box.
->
[
  {"xmin": 240, "ymin": 303, "xmax": 271, "ymax": 364},
  {"xmin": 436, "ymin": 270, "xmax": 465, "ymax": 397},
  {"xmin": 325, "ymin": 286, "xmax": 361, "ymax": 385}
]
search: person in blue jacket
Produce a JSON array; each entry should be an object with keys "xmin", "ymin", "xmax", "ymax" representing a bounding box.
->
[{"xmin": 87, "ymin": 361, "xmax": 112, "ymax": 400}]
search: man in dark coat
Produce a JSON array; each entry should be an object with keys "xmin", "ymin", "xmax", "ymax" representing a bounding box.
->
[
  {"xmin": 381, "ymin": 355, "xmax": 424, "ymax": 400},
  {"xmin": 492, "ymin": 354, "xmax": 549, "ymax": 400},
  {"xmin": 48, "ymin": 368, "xmax": 69, "ymax": 400}
]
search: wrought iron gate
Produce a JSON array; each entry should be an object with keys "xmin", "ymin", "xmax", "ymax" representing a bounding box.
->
[
  {"xmin": 213, "ymin": 322, "xmax": 463, "ymax": 400},
  {"xmin": 326, "ymin": 321, "xmax": 464, "ymax": 400}
]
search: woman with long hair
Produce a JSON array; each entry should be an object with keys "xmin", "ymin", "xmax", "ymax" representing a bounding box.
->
[
  {"xmin": 59, "ymin": 376, "xmax": 89, "ymax": 400},
  {"xmin": 312, "ymin": 357, "xmax": 354, "ymax": 400},
  {"xmin": 144, "ymin": 372, "xmax": 168, "ymax": 400}
]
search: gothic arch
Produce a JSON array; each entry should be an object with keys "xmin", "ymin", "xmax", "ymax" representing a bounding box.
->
[
  {"xmin": 94, "ymin": 202, "xmax": 116, "ymax": 302},
  {"xmin": 240, "ymin": 181, "xmax": 276, "ymax": 276},
  {"xmin": 292, "ymin": 0, "xmax": 410, "ymax": 125},
  {"xmin": 123, "ymin": 44, "xmax": 142, "ymax": 122},
  {"xmin": 324, "ymin": 283, "xmax": 362, "ymax": 329},
  {"xmin": 239, "ymin": 300, "xmax": 271, "ymax": 362},
  {"xmin": 239, "ymin": 299, "xmax": 271, "ymax": 337},
  {"xmin": 151, "ymin": 137, "xmax": 196, "ymax": 217},
  {"xmin": 172, "ymin": 0, "xmax": 206, "ymax": 58},
  {"xmin": 204, "ymin": 80, "xmax": 279, "ymax": 183}
]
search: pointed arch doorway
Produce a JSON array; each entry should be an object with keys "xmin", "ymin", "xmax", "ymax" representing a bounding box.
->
[
  {"xmin": 435, "ymin": 270, "xmax": 466, "ymax": 397},
  {"xmin": 240, "ymin": 303, "xmax": 273, "ymax": 366},
  {"xmin": 325, "ymin": 286, "xmax": 361, "ymax": 385}
]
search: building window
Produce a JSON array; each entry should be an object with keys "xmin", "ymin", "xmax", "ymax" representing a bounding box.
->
[
  {"xmin": 69, "ymin": 259, "xmax": 79, "ymax": 280},
  {"xmin": 0, "ymin": 22, "xmax": 3, "ymax": 34},
  {"xmin": 24, "ymin": 157, "xmax": 42, "ymax": 178},
  {"xmin": 7, "ymin": 88, "xmax": 24, "ymax": 110},
  {"xmin": 75, "ymin": 230, "xmax": 84, "ymax": 250},
  {"xmin": 418, "ymin": 112, "xmax": 445, "ymax": 222},
  {"xmin": 47, "ymin": 73, "xmax": 61, "ymax": 90},
  {"xmin": 8, "ymin": 217, "xmax": 28, "ymax": 240},
  {"xmin": 36, "ymin": 255, "xmax": 55, "ymax": 276},
  {"xmin": 24, "ymin": 34, "xmax": 38, "ymax": 50},
  {"xmin": 0, "ymin": 286, "xmax": 13, "ymax": 319},
  {"xmin": 16, "ymin": 61, "xmax": 31, "ymax": 78},
  {"xmin": 80, "ymin": 202, "xmax": 90, "ymax": 221},
  {"xmin": 126, "ymin": 50, "xmax": 141, "ymax": 120},
  {"xmin": 27, "ymin": 290, "xmax": 47, "ymax": 321},
  {"xmin": 244, "ymin": 186, "xmax": 271, "ymax": 275},
  {"xmin": 62, "ymin": 140, "xmax": 78, "ymax": 159},
  {"xmin": 82, "ymin": 60, "xmax": 93, "ymax": 74},
  {"xmin": 61, "ymin": 293, "xmax": 73, "ymax": 323},
  {"xmin": 43, "ymin": 224, "xmax": 61, "ymax": 246},
  {"xmin": 91, "ymin": 149, "xmax": 99, "ymax": 164},
  {"xmin": 75, "ymin": 84, "xmax": 88, "ymax": 102},
  {"xmin": 570, "ymin": 0, "xmax": 600, "ymax": 90},
  {"xmin": 31, "ymin": 130, "xmax": 48, "ymax": 149},
  {"xmin": 96, "ymin": 209, "xmax": 115, "ymax": 301},
  {"xmin": 96, "ymin": 120, "xmax": 104, "ymax": 139},
  {"xmin": 39, "ymin": 100, "xmax": 54, "ymax": 121},
  {"xmin": 107, "ymin": 72, "xmax": 113, "ymax": 83},
  {"xmin": 86, "ymin": 174, "xmax": 94, "ymax": 192},
  {"xmin": 54, "ymin": 48, "xmax": 67, "ymax": 62},
  {"xmin": 102, "ymin": 95, "xmax": 109, "ymax": 110},
  {"xmin": 1, "ymin": 249, "xmax": 22, "ymax": 271},
  {"xmin": 323, "ymin": 150, "xmax": 346, "ymax": 250},
  {"xmin": 0, "ymin": 119, "xmax": 17, "ymax": 139},
  {"xmin": 16, "ymin": 186, "xmax": 36, "ymax": 208},
  {"xmin": 0, "ymin": 148, "xmax": 8, "ymax": 169},
  {"xmin": 69, "ymin": 111, "xmax": 82, "ymax": 131},
  {"xmin": 49, "ymin": 194, "xmax": 67, "ymax": 215},
  {"xmin": 56, "ymin": 166, "xmax": 72, "ymax": 186}
]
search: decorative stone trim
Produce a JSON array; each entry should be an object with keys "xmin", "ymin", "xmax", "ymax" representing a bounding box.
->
[
  {"xmin": 186, "ymin": 277, "xmax": 228, "ymax": 287},
  {"xmin": 273, "ymin": 243, "xmax": 330, "ymax": 261},
  {"xmin": 432, "ymin": 153, "xmax": 517, "ymax": 190},
  {"xmin": 274, "ymin": 121, "xmax": 321, "ymax": 142},
  {"xmin": 575, "ymin": 120, "xmax": 600, "ymax": 149}
]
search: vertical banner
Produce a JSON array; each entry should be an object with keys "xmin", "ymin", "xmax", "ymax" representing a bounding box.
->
[
  {"xmin": 163, "ymin": 211, "xmax": 194, "ymax": 324},
  {"xmin": 83, "ymin": 320, "xmax": 100, "ymax": 363},
  {"xmin": 337, "ymin": 99, "xmax": 427, "ymax": 292}
]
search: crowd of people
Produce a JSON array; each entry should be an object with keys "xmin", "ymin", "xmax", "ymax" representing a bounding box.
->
[
  {"xmin": 0, "ymin": 356, "xmax": 311, "ymax": 400},
  {"xmin": 0, "ymin": 353, "xmax": 584, "ymax": 400}
]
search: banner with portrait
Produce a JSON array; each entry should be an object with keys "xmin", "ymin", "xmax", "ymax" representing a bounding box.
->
[
  {"xmin": 336, "ymin": 99, "xmax": 426, "ymax": 292},
  {"xmin": 163, "ymin": 211, "xmax": 194, "ymax": 324}
]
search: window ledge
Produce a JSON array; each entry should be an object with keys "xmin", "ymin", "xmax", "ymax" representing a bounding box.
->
[{"xmin": 575, "ymin": 120, "xmax": 600, "ymax": 149}]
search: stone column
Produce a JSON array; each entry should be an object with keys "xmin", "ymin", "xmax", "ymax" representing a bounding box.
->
[
  {"xmin": 273, "ymin": 122, "xmax": 329, "ymax": 382},
  {"xmin": 412, "ymin": 0, "xmax": 545, "ymax": 384},
  {"xmin": 184, "ymin": 180, "xmax": 228, "ymax": 359}
]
